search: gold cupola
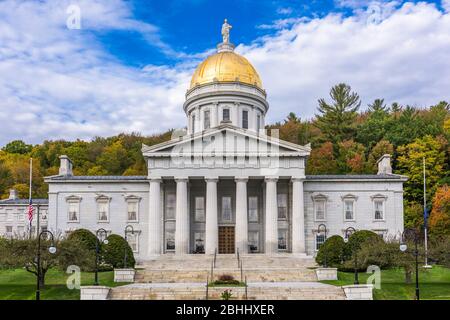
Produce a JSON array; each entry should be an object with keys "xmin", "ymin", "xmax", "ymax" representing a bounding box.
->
[{"xmin": 189, "ymin": 20, "xmax": 263, "ymax": 90}]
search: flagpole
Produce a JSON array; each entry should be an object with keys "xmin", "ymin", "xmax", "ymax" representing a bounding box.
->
[
  {"xmin": 423, "ymin": 157, "xmax": 431, "ymax": 268},
  {"xmin": 29, "ymin": 158, "xmax": 33, "ymax": 238}
]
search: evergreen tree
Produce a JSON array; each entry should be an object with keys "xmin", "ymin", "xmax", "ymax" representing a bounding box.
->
[{"xmin": 315, "ymin": 83, "xmax": 361, "ymax": 145}]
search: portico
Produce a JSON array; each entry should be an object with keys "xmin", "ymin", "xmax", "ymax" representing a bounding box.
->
[{"xmin": 146, "ymin": 174, "xmax": 306, "ymax": 256}]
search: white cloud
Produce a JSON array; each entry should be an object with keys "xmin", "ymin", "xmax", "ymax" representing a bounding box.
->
[
  {"xmin": 0, "ymin": 0, "xmax": 449, "ymax": 146},
  {"xmin": 443, "ymin": 0, "xmax": 450, "ymax": 12},
  {"xmin": 0, "ymin": 0, "xmax": 195, "ymax": 145},
  {"xmin": 239, "ymin": 1, "xmax": 450, "ymax": 123}
]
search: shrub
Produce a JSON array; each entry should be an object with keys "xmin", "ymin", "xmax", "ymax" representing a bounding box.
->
[
  {"xmin": 66, "ymin": 229, "xmax": 97, "ymax": 252},
  {"xmin": 102, "ymin": 234, "xmax": 135, "ymax": 268},
  {"xmin": 344, "ymin": 230, "xmax": 381, "ymax": 259},
  {"xmin": 315, "ymin": 235, "xmax": 345, "ymax": 267}
]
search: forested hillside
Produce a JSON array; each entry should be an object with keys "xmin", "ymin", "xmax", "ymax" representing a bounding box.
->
[{"xmin": 1, "ymin": 83, "xmax": 449, "ymax": 235}]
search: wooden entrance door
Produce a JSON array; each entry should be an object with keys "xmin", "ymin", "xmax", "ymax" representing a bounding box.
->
[{"xmin": 218, "ymin": 226, "xmax": 235, "ymax": 254}]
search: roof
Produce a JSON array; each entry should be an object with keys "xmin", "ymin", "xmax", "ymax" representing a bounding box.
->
[
  {"xmin": 306, "ymin": 174, "xmax": 407, "ymax": 181},
  {"xmin": 0, "ymin": 199, "xmax": 48, "ymax": 205},
  {"xmin": 47, "ymin": 175, "xmax": 147, "ymax": 182}
]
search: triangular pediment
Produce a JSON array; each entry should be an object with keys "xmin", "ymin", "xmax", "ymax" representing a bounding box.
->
[{"xmin": 142, "ymin": 124, "xmax": 311, "ymax": 157}]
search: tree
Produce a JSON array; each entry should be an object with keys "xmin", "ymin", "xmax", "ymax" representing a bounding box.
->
[
  {"xmin": 397, "ymin": 135, "xmax": 447, "ymax": 201},
  {"xmin": 429, "ymin": 185, "xmax": 450, "ymax": 236},
  {"xmin": 404, "ymin": 201, "xmax": 424, "ymax": 229},
  {"xmin": 315, "ymin": 83, "xmax": 361, "ymax": 145},
  {"xmin": 306, "ymin": 142, "xmax": 339, "ymax": 174},
  {"xmin": 367, "ymin": 140, "xmax": 394, "ymax": 173},
  {"xmin": 337, "ymin": 140, "xmax": 367, "ymax": 174},
  {"xmin": 356, "ymin": 99, "xmax": 391, "ymax": 149},
  {"xmin": 315, "ymin": 235, "xmax": 345, "ymax": 267},
  {"xmin": 2, "ymin": 140, "xmax": 32, "ymax": 154}
]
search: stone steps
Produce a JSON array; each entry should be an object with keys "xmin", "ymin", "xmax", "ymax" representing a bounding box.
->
[
  {"xmin": 109, "ymin": 283, "xmax": 346, "ymax": 300},
  {"xmin": 135, "ymin": 268, "xmax": 317, "ymax": 283}
]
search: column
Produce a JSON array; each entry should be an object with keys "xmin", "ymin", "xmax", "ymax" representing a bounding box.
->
[
  {"xmin": 175, "ymin": 178, "xmax": 189, "ymax": 255},
  {"xmin": 148, "ymin": 178, "xmax": 162, "ymax": 257},
  {"xmin": 211, "ymin": 102, "xmax": 218, "ymax": 128},
  {"xmin": 292, "ymin": 178, "xmax": 306, "ymax": 254},
  {"xmin": 205, "ymin": 178, "xmax": 218, "ymax": 254},
  {"xmin": 265, "ymin": 177, "xmax": 278, "ymax": 255},
  {"xmin": 235, "ymin": 177, "xmax": 248, "ymax": 254},
  {"xmin": 233, "ymin": 102, "xmax": 239, "ymax": 126}
]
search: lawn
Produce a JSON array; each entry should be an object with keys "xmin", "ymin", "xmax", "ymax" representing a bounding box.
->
[
  {"xmin": 322, "ymin": 265, "xmax": 450, "ymax": 300},
  {"xmin": 0, "ymin": 268, "xmax": 124, "ymax": 300}
]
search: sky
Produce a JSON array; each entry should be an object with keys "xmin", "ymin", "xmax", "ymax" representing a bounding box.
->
[{"xmin": 0, "ymin": 0, "xmax": 449, "ymax": 145}]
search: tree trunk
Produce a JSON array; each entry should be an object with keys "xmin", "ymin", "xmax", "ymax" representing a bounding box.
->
[
  {"xmin": 404, "ymin": 270, "xmax": 412, "ymax": 284},
  {"xmin": 39, "ymin": 271, "xmax": 46, "ymax": 288}
]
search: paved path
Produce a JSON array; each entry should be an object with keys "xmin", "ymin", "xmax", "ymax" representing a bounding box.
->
[{"xmin": 118, "ymin": 281, "xmax": 338, "ymax": 289}]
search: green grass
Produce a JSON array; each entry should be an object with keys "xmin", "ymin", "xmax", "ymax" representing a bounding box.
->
[
  {"xmin": 321, "ymin": 265, "xmax": 450, "ymax": 300},
  {"xmin": 0, "ymin": 268, "xmax": 126, "ymax": 300}
]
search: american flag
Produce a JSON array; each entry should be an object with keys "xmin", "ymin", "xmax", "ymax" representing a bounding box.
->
[{"xmin": 27, "ymin": 200, "xmax": 34, "ymax": 223}]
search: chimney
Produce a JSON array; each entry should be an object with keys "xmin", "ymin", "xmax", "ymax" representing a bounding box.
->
[
  {"xmin": 377, "ymin": 154, "xmax": 392, "ymax": 175},
  {"xmin": 59, "ymin": 155, "xmax": 73, "ymax": 176},
  {"xmin": 9, "ymin": 189, "xmax": 18, "ymax": 200}
]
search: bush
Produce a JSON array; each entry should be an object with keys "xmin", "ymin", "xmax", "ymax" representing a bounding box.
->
[
  {"xmin": 102, "ymin": 234, "xmax": 135, "ymax": 268},
  {"xmin": 213, "ymin": 274, "xmax": 241, "ymax": 285},
  {"xmin": 316, "ymin": 235, "xmax": 345, "ymax": 267},
  {"xmin": 344, "ymin": 230, "xmax": 381, "ymax": 259},
  {"xmin": 66, "ymin": 229, "xmax": 97, "ymax": 252}
]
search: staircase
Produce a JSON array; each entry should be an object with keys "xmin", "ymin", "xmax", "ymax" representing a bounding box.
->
[{"xmin": 109, "ymin": 254, "xmax": 346, "ymax": 300}]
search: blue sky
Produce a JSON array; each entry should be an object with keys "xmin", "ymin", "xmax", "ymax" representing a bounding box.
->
[{"xmin": 0, "ymin": 0, "xmax": 449, "ymax": 145}]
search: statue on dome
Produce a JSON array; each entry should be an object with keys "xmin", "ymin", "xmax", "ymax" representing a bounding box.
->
[{"xmin": 221, "ymin": 19, "xmax": 232, "ymax": 43}]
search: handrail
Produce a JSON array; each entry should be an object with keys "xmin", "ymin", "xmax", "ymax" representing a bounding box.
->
[
  {"xmin": 214, "ymin": 248, "xmax": 217, "ymax": 268},
  {"xmin": 244, "ymin": 276, "xmax": 248, "ymax": 300},
  {"xmin": 240, "ymin": 260, "xmax": 243, "ymax": 283},
  {"xmin": 236, "ymin": 248, "xmax": 240, "ymax": 268},
  {"xmin": 205, "ymin": 274, "xmax": 209, "ymax": 300},
  {"xmin": 211, "ymin": 259, "xmax": 214, "ymax": 283}
]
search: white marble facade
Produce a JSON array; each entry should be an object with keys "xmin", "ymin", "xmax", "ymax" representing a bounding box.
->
[
  {"xmin": 44, "ymin": 32, "xmax": 407, "ymax": 261},
  {"xmin": 0, "ymin": 189, "xmax": 48, "ymax": 237}
]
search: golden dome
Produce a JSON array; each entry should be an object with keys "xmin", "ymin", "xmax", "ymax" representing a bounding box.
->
[{"xmin": 190, "ymin": 51, "xmax": 263, "ymax": 89}]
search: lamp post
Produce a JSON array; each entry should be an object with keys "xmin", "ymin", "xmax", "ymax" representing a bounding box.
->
[
  {"xmin": 124, "ymin": 225, "xmax": 134, "ymax": 268},
  {"xmin": 344, "ymin": 227, "xmax": 358, "ymax": 285},
  {"xmin": 317, "ymin": 224, "xmax": 328, "ymax": 267},
  {"xmin": 36, "ymin": 230, "xmax": 56, "ymax": 300},
  {"xmin": 95, "ymin": 228, "xmax": 109, "ymax": 286},
  {"xmin": 400, "ymin": 228, "xmax": 420, "ymax": 300}
]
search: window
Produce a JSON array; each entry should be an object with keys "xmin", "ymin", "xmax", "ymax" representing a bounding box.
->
[
  {"xmin": 68, "ymin": 201, "xmax": 79, "ymax": 222},
  {"xmin": 204, "ymin": 110, "xmax": 210, "ymax": 129},
  {"xmin": 194, "ymin": 232, "xmax": 205, "ymax": 253},
  {"xmin": 165, "ymin": 230, "xmax": 175, "ymax": 251},
  {"xmin": 6, "ymin": 209, "xmax": 12, "ymax": 221},
  {"xmin": 17, "ymin": 226, "xmax": 25, "ymax": 236},
  {"xmin": 248, "ymin": 196, "xmax": 258, "ymax": 222},
  {"xmin": 127, "ymin": 233, "xmax": 139, "ymax": 253},
  {"xmin": 127, "ymin": 201, "xmax": 139, "ymax": 222},
  {"xmin": 195, "ymin": 197, "xmax": 205, "ymax": 222},
  {"xmin": 344, "ymin": 200, "xmax": 354, "ymax": 220},
  {"xmin": 316, "ymin": 233, "xmax": 326, "ymax": 251},
  {"xmin": 97, "ymin": 199, "xmax": 109, "ymax": 222},
  {"xmin": 314, "ymin": 199, "xmax": 326, "ymax": 221},
  {"xmin": 248, "ymin": 231, "xmax": 259, "ymax": 252},
  {"xmin": 223, "ymin": 108, "xmax": 230, "ymax": 122},
  {"xmin": 257, "ymin": 115, "xmax": 261, "ymax": 132},
  {"xmin": 242, "ymin": 110, "xmax": 248, "ymax": 129},
  {"xmin": 192, "ymin": 114, "xmax": 196, "ymax": 132},
  {"xmin": 221, "ymin": 196, "xmax": 232, "ymax": 221},
  {"xmin": 5, "ymin": 226, "xmax": 13, "ymax": 234},
  {"xmin": 278, "ymin": 229, "xmax": 288, "ymax": 250},
  {"xmin": 374, "ymin": 200, "xmax": 384, "ymax": 220},
  {"xmin": 165, "ymin": 193, "xmax": 176, "ymax": 220},
  {"xmin": 277, "ymin": 194, "xmax": 288, "ymax": 220},
  {"xmin": 18, "ymin": 212, "xmax": 24, "ymax": 221}
]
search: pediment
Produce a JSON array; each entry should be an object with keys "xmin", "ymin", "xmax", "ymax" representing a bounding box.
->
[{"xmin": 142, "ymin": 124, "xmax": 311, "ymax": 158}]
